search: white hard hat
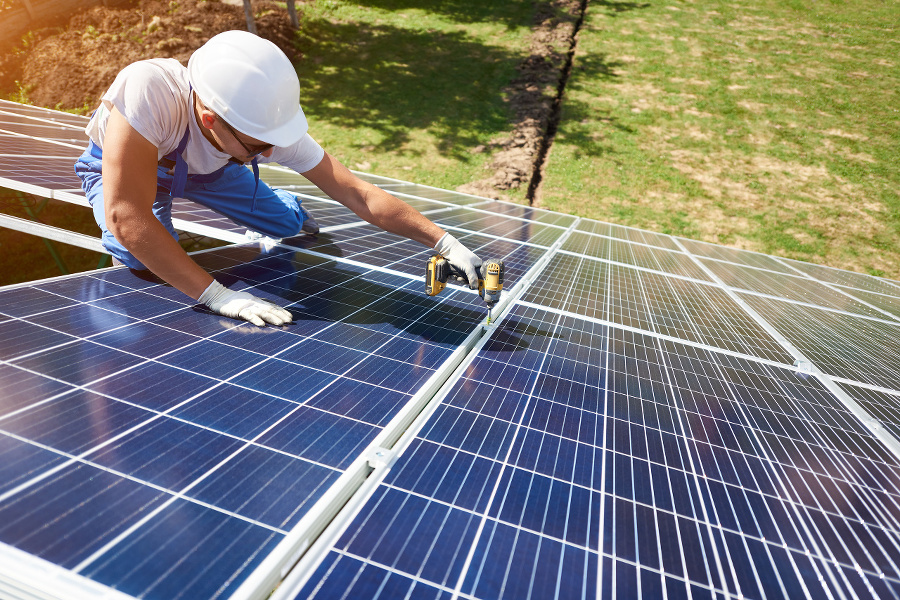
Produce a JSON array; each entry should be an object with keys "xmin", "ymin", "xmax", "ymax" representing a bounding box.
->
[{"xmin": 188, "ymin": 30, "xmax": 308, "ymax": 147}]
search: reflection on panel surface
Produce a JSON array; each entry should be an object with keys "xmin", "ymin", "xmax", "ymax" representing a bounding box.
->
[
  {"xmin": 298, "ymin": 305, "xmax": 900, "ymax": 599},
  {"xmin": 0, "ymin": 244, "xmax": 483, "ymax": 598}
]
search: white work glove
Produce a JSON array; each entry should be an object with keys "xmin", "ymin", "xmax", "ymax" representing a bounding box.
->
[
  {"xmin": 434, "ymin": 232, "xmax": 483, "ymax": 290},
  {"xmin": 199, "ymin": 280, "xmax": 293, "ymax": 327}
]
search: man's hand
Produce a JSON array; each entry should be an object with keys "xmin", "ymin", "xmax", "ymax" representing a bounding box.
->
[
  {"xmin": 434, "ymin": 232, "xmax": 483, "ymax": 290},
  {"xmin": 199, "ymin": 280, "xmax": 293, "ymax": 327}
]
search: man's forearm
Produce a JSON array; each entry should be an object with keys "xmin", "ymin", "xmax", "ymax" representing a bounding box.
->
[
  {"xmin": 303, "ymin": 152, "xmax": 444, "ymax": 248},
  {"xmin": 358, "ymin": 185, "xmax": 445, "ymax": 248},
  {"xmin": 112, "ymin": 213, "xmax": 214, "ymax": 300}
]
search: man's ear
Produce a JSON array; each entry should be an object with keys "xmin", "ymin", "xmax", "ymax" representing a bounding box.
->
[{"xmin": 198, "ymin": 110, "xmax": 217, "ymax": 130}]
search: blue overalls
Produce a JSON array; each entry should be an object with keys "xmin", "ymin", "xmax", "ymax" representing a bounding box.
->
[{"xmin": 74, "ymin": 126, "xmax": 310, "ymax": 270}]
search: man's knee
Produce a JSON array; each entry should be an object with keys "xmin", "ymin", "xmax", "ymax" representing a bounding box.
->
[{"xmin": 254, "ymin": 214, "xmax": 304, "ymax": 239}]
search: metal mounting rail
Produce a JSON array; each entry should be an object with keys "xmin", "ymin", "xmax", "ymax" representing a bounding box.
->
[{"xmin": 0, "ymin": 212, "xmax": 105, "ymax": 254}]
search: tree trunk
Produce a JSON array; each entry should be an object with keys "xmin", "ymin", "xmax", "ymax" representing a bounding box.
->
[
  {"xmin": 242, "ymin": 0, "xmax": 257, "ymax": 34},
  {"xmin": 286, "ymin": 0, "xmax": 299, "ymax": 29}
]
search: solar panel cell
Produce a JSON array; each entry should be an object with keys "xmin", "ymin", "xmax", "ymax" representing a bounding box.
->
[
  {"xmin": 79, "ymin": 497, "xmax": 283, "ymax": 599},
  {"xmin": 0, "ymin": 99, "xmax": 90, "ymax": 127},
  {"xmin": 742, "ymin": 294, "xmax": 900, "ymax": 390},
  {"xmin": 187, "ymin": 444, "xmax": 340, "ymax": 530},
  {"xmin": 785, "ymin": 258, "xmax": 900, "ymax": 296},
  {"xmin": 302, "ymin": 553, "xmax": 452, "ymax": 600},
  {"xmin": 0, "ymin": 390, "xmax": 153, "ymax": 454},
  {"xmin": 0, "ymin": 463, "xmax": 170, "ymax": 568},
  {"xmin": 0, "ymin": 434, "xmax": 69, "ymax": 496},
  {"xmin": 0, "ymin": 318, "xmax": 78, "ymax": 361},
  {"xmin": 679, "ymin": 238, "xmax": 798, "ymax": 275},
  {"xmin": 701, "ymin": 258, "xmax": 886, "ymax": 319}
]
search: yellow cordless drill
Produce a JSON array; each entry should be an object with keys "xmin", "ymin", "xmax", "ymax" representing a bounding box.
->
[{"xmin": 425, "ymin": 255, "xmax": 504, "ymax": 323}]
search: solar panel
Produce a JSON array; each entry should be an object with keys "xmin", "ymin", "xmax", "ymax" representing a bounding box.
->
[{"xmin": 2, "ymin": 100, "xmax": 900, "ymax": 600}]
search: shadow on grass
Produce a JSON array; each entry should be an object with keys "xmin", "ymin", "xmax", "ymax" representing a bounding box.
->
[
  {"xmin": 346, "ymin": 0, "xmax": 534, "ymax": 28},
  {"xmin": 293, "ymin": 17, "xmax": 528, "ymax": 159},
  {"xmin": 290, "ymin": 0, "xmax": 649, "ymax": 162},
  {"xmin": 544, "ymin": 0, "xmax": 651, "ymax": 160}
]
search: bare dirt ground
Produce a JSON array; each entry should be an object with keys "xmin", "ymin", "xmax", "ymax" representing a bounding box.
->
[
  {"xmin": 0, "ymin": 0, "xmax": 300, "ymax": 110},
  {"xmin": 458, "ymin": 0, "xmax": 584, "ymax": 200}
]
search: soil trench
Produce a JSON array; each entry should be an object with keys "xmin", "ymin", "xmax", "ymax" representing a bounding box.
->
[{"xmin": 456, "ymin": 0, "xmax": 587, "ymax": 204}]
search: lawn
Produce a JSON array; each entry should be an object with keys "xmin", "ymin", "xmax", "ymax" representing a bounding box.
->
[
  {"xmin": 287, "ymin": 0, "xmax": 538, "ymax": 191},
  {"xmin": 538, "ymin": 0, "xmax": 900, "ymax": 278}
]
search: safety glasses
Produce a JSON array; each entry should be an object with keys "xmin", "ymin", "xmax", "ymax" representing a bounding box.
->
[{"xmin": 219, "ymin": 118, "xmax": 273, "ymax": 157}]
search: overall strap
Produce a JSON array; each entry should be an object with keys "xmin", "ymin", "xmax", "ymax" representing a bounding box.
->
[
  {"xmin": 249, "ymin": 157, "xmax": 260, "ymax": 213},
  {"xmin": 166, "ymin": 125, "xmax": 191, "ymax": 199}
]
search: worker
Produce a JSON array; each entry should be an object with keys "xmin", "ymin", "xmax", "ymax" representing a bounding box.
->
[{"xmin": 74, "ymin": 30, "xmax": 482, "ymax": 327}]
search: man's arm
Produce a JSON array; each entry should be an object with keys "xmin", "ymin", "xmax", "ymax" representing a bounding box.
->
[
  {"xmin": 302, "ymin": 151, "xmax": 445, "ymax": 247},
  {"xmin": 103, "ymin": 106, "xmax": 214, "ymax": 299},
  {"xmin": 302, "ymin": 152, "xmax": 482, "ymax": 286},
  {"xmin": 102, "ymin": 108, "xmax": 291, "ymax": 326}
]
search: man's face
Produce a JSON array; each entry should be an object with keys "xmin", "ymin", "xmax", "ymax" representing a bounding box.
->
[{"xmin": 217, "ymin": 117, "xmax": 275, "ymax": 162}]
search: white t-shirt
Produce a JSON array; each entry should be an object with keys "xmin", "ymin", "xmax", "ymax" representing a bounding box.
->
[{"xmin": 85, "ymin": 58, "xmax": 325, "ymax": 176}]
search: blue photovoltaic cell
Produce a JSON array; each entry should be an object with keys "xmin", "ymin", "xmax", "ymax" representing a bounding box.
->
[
  {"xmin": 432, "ymin": 206, "xmax": 566, "ymax": 247},
  {"xmin": 562, "ymin": 231, "xmax": 713, "ymax": 282},
  {"xmin": 81, "ymin": 498, "xmax": 283, "ymax": 599},
  {"xmin": 285, "ymin": 224, "xmax": 545, "ymax": 285},
  {"xmin": 836, "ymin": 382, "xmax": 900, "ymax": 442},
  {"xmin": 700, "ymin": 257, "xmax": 887, "ymax": 319},
  {"xmin": 833, "ymin": 286, "xmax": 900, "ymax": 321},
  {"xmin": 480, "ymin": 200, "xmax": 578, "ymax": 228},
  {"xmin": 0, "ymin": 99, "xmax": 91, "ymax": 127},
  {"xmin": 783, "ymin": 257, "xmax": 900, "ymax": 297},
  {"xmin": 521, "ymin": 253, "xmax": 793, "ymax": 364},
  {"xmin": 0, "ymin": 242, "xmax": 486, "ymax": 599},
  {"xmin": 678, "ymin": 238, "xmax": 798, "ymax": 275},
  {"xmin": 578, "ymin": 219, "xmax": 681, "ymax": 252},
  {"xmin": 297, "ymin": 304, "xmax": 900, "ymax": 600},
  {"xmin": 0, "ymin": 117, "xmax": 87, "ymax": 145}
]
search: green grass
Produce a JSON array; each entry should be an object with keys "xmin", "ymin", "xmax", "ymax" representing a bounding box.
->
[
  {"xmin": 539, "ymin": 0, "xmax": 900, "ymax": 278},
  {"xmin": 289, "ymin": 0, "xmax": 536, "ymax": 191}
]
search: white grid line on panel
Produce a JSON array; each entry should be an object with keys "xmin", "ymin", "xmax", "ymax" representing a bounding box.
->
[
  {"xmin": 237, "ymin": 213, "xmax": 569, "ymax": 600},
  {"xmin": 0, "ymin": 128, "xmax": 86, "ymax": 152},
  {"xmin": 557, "ymin": 248, "xmax": 709, "ymax": 286},
  {"xmin": 701, "ymin": 255, "xmax": 900, "ymax": 325},
  {"xmin": 633, "ymin": 268, "xmax": 756, "ymax": 597},
  {"xmin": 0, "ymin": 263, "xmax": 449, "ymax": 539},
  {"xmin": 569, "ymin": 226, "xmax": 680, "ymax": 255},
  {"xmin": 516, "ymin": 299, "xmax": 796, "ymax": 373},
  {"xmin": 69, "ymin": 274, "xmax": 474, "ymax": 576},
  {"xmin": 447, "ymin": 311, "xmax": 574, "ymax": 599},
  {"xmin": 0, "ymin": 103, "xmax": 89, "ymax": 128},
  {"xmin": 673, "ymin": 237, "xmax": 900, "ymax": 467},
  {"xmin": 775, "ymin": 255, "xmax": 900, "ymax": 296},
  {"xmin": 270, "ymin": 220, "xmax": 585, "ymax": 600},
  {"xmin": 738, "ymin": 294, "xmax": 900, "ymax": 394},
  {"xmin": 659, "ymin": 339, "xmax": 864, "ymax": 599},
  {"xmin": 725, "ymin": 282, "xmax": 898, "ymax": 325}
]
